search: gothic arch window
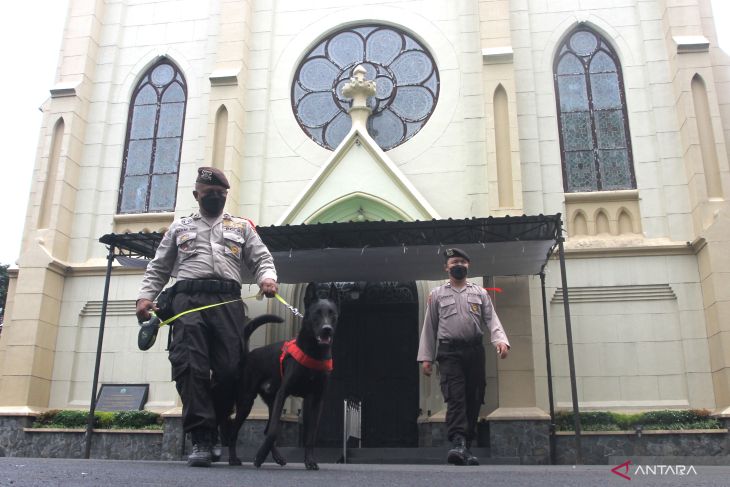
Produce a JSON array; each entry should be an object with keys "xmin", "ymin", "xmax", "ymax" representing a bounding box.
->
[
  {"xmin": 118, "ymin": 58, "xmax": 187, "ymax": 213},
  {"xmin": 554, "ymin": 27, "xmax": 636, "ymax": 193},
  {"xmin": 292, "ymin": 24, "xmax": 440, "ymax": 151}
]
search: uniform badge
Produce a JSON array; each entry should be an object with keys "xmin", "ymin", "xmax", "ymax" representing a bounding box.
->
[
  {"xmin": 199, "ymin": 168, "xmax": 213, "ymax": 182},
  {"xmin": 227, "ymin": 243, "xmax": 241, "ymax": 257},
  {"xmin": 470, "ymin": 303, "xmax": 480, "ymax": 313},
  {"xmin": 181, "ymin": 217, "xmax": 192, "ymax": 225}
]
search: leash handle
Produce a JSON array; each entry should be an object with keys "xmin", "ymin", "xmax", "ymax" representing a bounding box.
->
[{"xmin": 274, "ymin": 292, "xmax": 304, "ymax": 318}]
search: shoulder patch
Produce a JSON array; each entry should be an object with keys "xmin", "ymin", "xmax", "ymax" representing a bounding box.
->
[{"xmin": 243, "ymin": 217, "xmax": 258, "ymax": 233}]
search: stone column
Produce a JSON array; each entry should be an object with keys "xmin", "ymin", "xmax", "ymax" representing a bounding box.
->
[{"xmin": 0, "ymin": 0, "xmax": 103, "ymax": 409}]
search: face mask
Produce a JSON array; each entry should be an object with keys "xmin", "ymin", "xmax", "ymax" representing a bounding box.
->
[
  {"xmin": 449, "ymin": 265, "xmax": 468, "ymax": 280},
  {"xmin": 200, "ymin": 194, "xmax": 226, "ymax": 215}
]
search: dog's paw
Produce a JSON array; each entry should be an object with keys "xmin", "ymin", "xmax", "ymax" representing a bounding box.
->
[
  {"xmin": 272, "ymin": 450, "xmax": 287, "ymax": 466},
  {"xmin": 304, "ymin": 460, "xmax": 319, "ymax": 471},
  {"xmin": 228, "ymin": 457, "xmax": 242, "ymax": 467},
  {"xmin": 253, "ymin": 452, "xmax": 266, "ymax": 468}
]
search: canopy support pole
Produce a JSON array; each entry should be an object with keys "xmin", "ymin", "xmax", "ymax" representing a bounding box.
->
[
  {"xmin": 557, "ymin": 233, "xmax": 582, "ymax": 464},
  {"xmin": 540, "ymin": 271, "xmax": 556, "ymax": 465},
  {"xmin": 84, "ymin": 244, "xmax": 115, "ymax": 459}
]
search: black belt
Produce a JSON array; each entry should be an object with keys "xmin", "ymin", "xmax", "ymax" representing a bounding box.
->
[
  {"xmin": 438, "ymin": 337, "xmax": 483, "ymax": 349},
  {"xmin": 173, "ymin": 279, "xmax": 241, "ymax": 295}
]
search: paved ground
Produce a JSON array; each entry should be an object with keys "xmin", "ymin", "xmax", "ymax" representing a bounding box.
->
[{"xmin": 1, "ymin": 458, "xmax": 729, "ymax": 487}]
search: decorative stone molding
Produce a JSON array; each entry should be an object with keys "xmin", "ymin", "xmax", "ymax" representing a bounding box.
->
[
  {"xmin": 673, "ymin": 35, "xmax": 710, "ymax": 54},
  {"xmin": 565, "ymin": 190, "xmax": 641, "ymax": 237},
  {"xmin": 481, "ymin": 46, "xmax": 513, "ymax": 64},
  {"xmin": 113, "ymin": 212, "xmax": 174, "ymax": 234},
  {"xmin": 80, "ymin": 300, "xmax": 136, "ymax": 317},
  {"xmin": 551, "ymin": 284, "xmax": 676, "ymax": 304},
  {"xmin": 341, "ymin": 65, "xmax": 376, "ymax": 128},
  {"xmin": 209, "ymin": 68, "xmax": 240, "ymax": 86},
  {"xmin": 49, "ymin": 82, "xmax": 79, "ymax": 98}
]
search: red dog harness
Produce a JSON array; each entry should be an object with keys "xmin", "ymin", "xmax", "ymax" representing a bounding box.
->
[{"xmin": 279, "ymin": 339, "xmax": 333, "ymax": 377}]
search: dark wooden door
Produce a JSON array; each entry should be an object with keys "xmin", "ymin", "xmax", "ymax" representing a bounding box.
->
[{"xmin": 316, "ymin": 282, "xmax": 419, "ymax": 447}]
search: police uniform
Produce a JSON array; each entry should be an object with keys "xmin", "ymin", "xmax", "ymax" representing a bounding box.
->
[
  {"xmin": 417, "ymin": 250, "xmax": 509, "ymax": 458},
  {"xmin": 137, "ymin": 167, "xmax": 277, "ymax": 450}
]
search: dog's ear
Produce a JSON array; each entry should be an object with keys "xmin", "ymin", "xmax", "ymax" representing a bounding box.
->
[
  {"xmin": 328, "ymin": 283, "xmax": 340, "ymax": 309},
  {"xmin": 304, "ymin": 282, "xmax": 317, "ymax": 308}
]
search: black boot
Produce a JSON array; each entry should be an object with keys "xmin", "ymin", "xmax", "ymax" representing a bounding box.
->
[
  {"xmin": 210, "ymin": 428, "xmax": 222, "ymax": 463},
  {"xmin": 188, "ymin": 429, "xmax": 212, "ymax": 467},
  {"xmin": 447, "ymin": 435, "xmax": 468, "ymax": 465},
  {"xmin": 465, "ymin": 440, "xmax": 479, "ymax": 466}
]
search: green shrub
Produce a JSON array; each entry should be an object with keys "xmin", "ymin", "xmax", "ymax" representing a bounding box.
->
[
  {"xmin": 112, "ymin": 410, "xmax": 161, "ymax": 429},
  {"xmin": 33, "ymin": 409, "xmax": 61, "ymax": 427},
  {"xmin": 52, "ymin": 410, "xmax": 88, "ymax": 428},
  {"xmin": 31, "ymin": 409, "xmax": 162, "ymax": 430},
  {"xmin": 95, "ymin": 411, "xmax": 115, "ymax": 429},
  {"xmin": 554, "ymin": 409, "xmax": 721, "ymax": 431}
]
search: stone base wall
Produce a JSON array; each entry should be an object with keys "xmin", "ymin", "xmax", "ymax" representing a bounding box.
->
[
  {"xmin": 2, "ymin": 415, "xmax": 729, "ymax": 464},
  {"xmin": 0, "ymin": 416, "xmax": 300, "ymax": 461},
  {"xmin": 556, "ymin": 429, "xmax": 730, "ymax": 465},
  {"xmin": 0, "ymin": 417, "xmax": 35, "ymax": 457},
  {"xmin": 489, "ymin": 420, "xmax": 551, "ymax": 465}
]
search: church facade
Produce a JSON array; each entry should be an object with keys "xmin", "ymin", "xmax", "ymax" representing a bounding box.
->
[{"xmin": 1, "ymin": 0, "xmax": 729, "ymax": 449}]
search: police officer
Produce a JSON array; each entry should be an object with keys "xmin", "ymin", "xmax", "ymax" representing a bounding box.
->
[
  {"xmin": 135, "ymin": 167, "xmax": 278, "ymax": 467},
  {"xmin": 417, "ymin": 248, "xmax": 509, "ymax": 466}
]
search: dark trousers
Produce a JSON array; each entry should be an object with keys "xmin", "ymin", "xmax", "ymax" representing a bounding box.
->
[
  {"xmin": 169, "ymin": 290, "xmax": 246, "ymax": 435},
  {"xmin": 437, "ymin": 339, "xmax": 486, "ymax": 443}
]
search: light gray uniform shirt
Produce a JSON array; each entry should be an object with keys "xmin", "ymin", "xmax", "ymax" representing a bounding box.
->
[
  {"xmin": 416, "ymin": 281, "xmax": 510, "ymax": 362},
  {"xmin": 137, "ymin": 212, "xmax": 277, "ymax": 301}
]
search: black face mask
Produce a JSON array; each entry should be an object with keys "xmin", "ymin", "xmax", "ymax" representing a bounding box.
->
[
  {"xmin": 200, "ymin": 194, "xmax": 226, "ymax": 215},
  {"xmin": 449, "ymin": 265, "xmax": 468, "ymax": 280}
]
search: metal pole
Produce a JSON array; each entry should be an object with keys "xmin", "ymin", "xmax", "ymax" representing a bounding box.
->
[
  {"xmin": 84, "ymin": 245, "xmax": 115, "ymax": 459},
  {"xmin": 557, "ymin": 236, "xmax": 582, "ymax": 464},
  {"xmin": 343, "ymin": 400, "xmax": 347, "ymax": 464},
  {"xmin": 540, "ymin": 272, "xmax": 557, "ymax": 465}
]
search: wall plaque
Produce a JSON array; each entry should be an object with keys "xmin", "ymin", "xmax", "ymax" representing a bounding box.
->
[{"xmin": 95, "ymin": 384, "xmax": 149, "ymax": 411}]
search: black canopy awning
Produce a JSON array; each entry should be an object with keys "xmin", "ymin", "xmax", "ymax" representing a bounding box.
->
[
  {"xmin": 95, "ymin": 213, "xmax": 584, "ymax": 461},
  {"xmin": 99, "ymin": 214, "xmax": 561, "ymax": 282}
]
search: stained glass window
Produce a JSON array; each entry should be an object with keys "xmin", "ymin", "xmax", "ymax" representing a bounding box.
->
[
  {"xmin": 292, "ymin": 25, "xmax": 440, "ymax": 151},
  {"xmin": 554, "ymin": 28, "xmax": 635, "ymax": 192},
  {"xmin": 118, "ymin": 59, "xmax": 187, "ymax": 213}
]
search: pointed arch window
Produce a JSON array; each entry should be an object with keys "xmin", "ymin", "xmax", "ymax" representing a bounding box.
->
[
  {"xmin": 118, "ymin": 59, "xmax": 187, "ymax": 213},
  {"xmin": 554, "ymin": 28, "xmax": 636, "ymax": 192}
]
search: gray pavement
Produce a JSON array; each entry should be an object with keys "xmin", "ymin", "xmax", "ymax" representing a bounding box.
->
[{"xmin": 1, "ymin": 458, "xmax": 729, "ymax": 487}]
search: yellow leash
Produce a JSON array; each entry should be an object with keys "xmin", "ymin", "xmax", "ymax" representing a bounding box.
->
[
  {"xmin": 151, "ymin": 292, "xmax": 302, "ymax": 328},
  {"xmin": 273, "ymin": 292, "xmax": 304, "ymax": 318},
  {"xmin": 152, "ymin": 298, "xmax": 245, "ymax": 327},
  {"xmin": 139, "ymin": 291, "xmax": 301, "ymax": 351}
]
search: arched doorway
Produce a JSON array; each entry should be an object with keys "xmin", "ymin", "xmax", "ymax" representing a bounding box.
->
[{"xmin": 317, "ymin": 281, "xmax": 420, "ymax": 447}]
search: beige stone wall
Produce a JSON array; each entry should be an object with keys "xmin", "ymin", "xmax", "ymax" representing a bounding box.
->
[
  {"xmin": 535, "ymin": 252, "xmax": 714, "ymax": 411},
  {"xmin": 1, "ymin": 0, "xmax": 728, "ymax": 422}
]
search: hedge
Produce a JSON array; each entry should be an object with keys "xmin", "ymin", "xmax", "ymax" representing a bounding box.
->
[
  {"xmin": 32, "ymin": 410, "xmax": 162, "ymax": 430},
  {"xmin": 554, "ymin": 409, "xmax": 721, "ymax": 431}
]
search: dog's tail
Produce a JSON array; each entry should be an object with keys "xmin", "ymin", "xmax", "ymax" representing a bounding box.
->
[{"xmin": 243, "ymin": 314, "xmax": 284, "ymax": 342}]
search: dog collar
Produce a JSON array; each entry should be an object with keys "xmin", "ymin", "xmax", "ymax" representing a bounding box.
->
[{"xmin": 279, "ymin": 339, "xmax": 333, "ymax": 377}]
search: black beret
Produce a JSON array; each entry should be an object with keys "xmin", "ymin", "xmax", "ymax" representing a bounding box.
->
[
  {"xmin": 443, "ymin": 247, "xmax": 470, "ymax": 262},
  {"xmin": 196, "ymin": 166, "xmax": 230, "ymax": 189}
]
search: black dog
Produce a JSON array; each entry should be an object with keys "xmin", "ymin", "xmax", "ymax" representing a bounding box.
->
[
  {"xmin": 227, "ymin": 283, "xmax": 339, "ymax": 470},
  {"xmin": 213, "ymin": 311, "xmax": 284, "ymax": 459}
]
